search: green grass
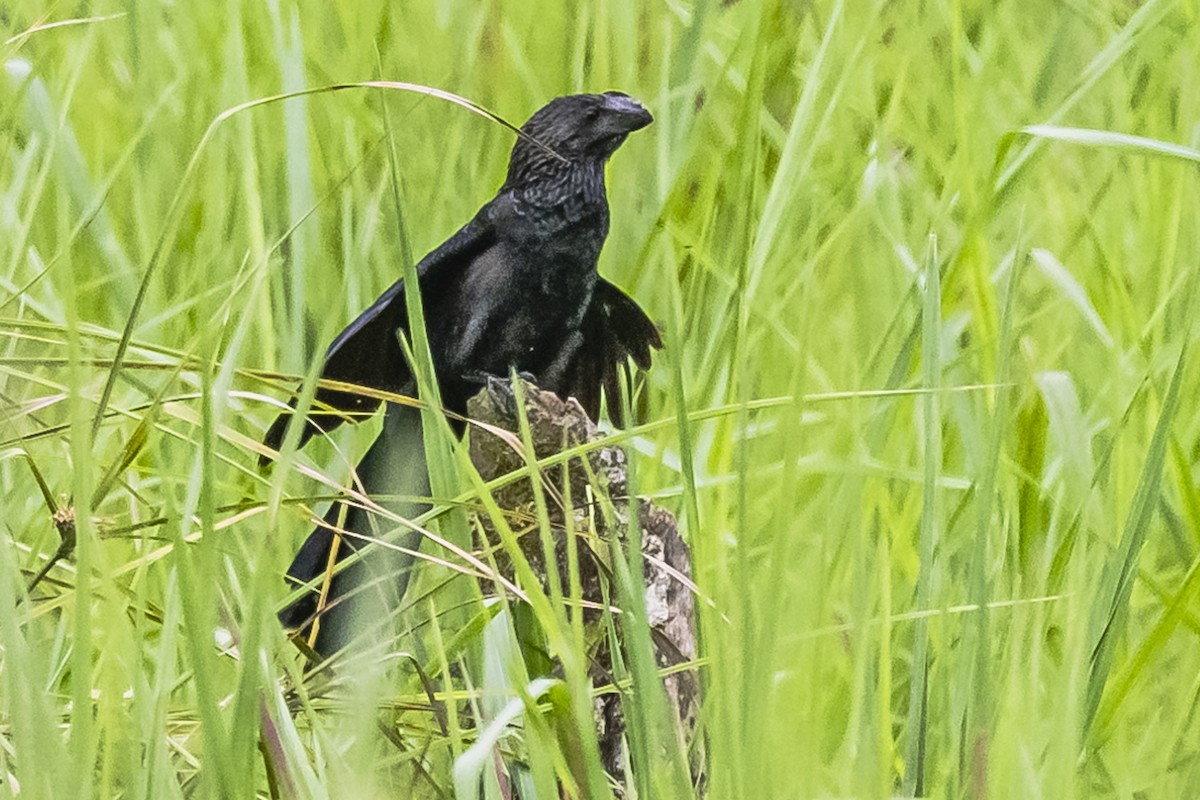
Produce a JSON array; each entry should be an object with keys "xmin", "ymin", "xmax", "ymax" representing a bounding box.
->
[{"xmin": 4, "ymin": 0, "xmax": 1200, "ymax": 797}]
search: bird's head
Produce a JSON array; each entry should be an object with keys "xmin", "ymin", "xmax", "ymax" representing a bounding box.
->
[{"xmin": 506, "ymin": 92, "xmax": 653, "ymax": 183}]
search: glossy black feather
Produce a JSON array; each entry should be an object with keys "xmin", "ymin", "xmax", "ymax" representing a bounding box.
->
[
  {"xmin": 260, "ymin": 213, "xmax": 495, "ymax": 463},
  {"xmin": 559, "ymin": 278, "xmax": 662, "ymax": 424}
]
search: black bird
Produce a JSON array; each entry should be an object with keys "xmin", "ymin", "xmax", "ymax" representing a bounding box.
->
[{"xmin": 264, "ymin": 92, "xmax": 660, "ymax": 654}]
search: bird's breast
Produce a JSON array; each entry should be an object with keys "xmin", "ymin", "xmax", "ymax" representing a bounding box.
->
[
  {"xmin": 437, "ymin": 178, "xmax": 611, "ymax": 385},
  {"xmin": 435, "ymin": 238, "xmax": 599, "ymax": 381}
]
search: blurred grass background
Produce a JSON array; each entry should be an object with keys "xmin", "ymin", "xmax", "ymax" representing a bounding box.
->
[{"xmin": 3, "ymin": 0, "xmax": 1200, "ymax": 797}]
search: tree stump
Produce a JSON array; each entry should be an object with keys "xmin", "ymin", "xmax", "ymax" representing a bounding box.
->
[{"xmin": 467, "ymin": 378, "xmax": 699, "ymax": 785}]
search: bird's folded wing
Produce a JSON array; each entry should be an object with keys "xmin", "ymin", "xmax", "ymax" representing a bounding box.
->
[
  {"xmin": 562, "ymin": 277, "xmax": 663, "ymax": 425},
  {"xmin": 261, "ymin": 209, "xmax": 496, "ymax": 462}
]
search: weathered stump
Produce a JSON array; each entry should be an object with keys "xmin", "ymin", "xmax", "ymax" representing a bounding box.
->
[{"xmin": 467, "ymin": 378, "xmax": 699, "ymax": 786}]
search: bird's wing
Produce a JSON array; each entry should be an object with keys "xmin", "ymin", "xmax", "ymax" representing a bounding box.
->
[
  {"xmin": 561, "ymin": 277, "xmax": 662, "ymax": 424},
  {"xmin": 261, "ymin": 209, "xmax": 496, "ymax": 463}
]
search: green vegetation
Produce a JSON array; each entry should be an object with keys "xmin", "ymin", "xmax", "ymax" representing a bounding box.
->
[{"xmin": 4, "ymin": 1, "xmax": 1200, "ymax": 797}]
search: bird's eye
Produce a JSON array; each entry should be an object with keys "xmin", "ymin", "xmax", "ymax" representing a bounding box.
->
[{"xmin": 585, "ymin": 107, "xmax": 601, "ymax": 122}]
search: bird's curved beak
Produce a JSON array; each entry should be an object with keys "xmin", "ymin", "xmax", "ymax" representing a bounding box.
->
[{"xmin": 603, "ymin": 93, "xmax": 654, "ymax": 133}]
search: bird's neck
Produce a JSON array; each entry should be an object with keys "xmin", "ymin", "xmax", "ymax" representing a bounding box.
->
[{"xmin": 507, "ymin": 159, "xmax": 609, "ymax": 227}]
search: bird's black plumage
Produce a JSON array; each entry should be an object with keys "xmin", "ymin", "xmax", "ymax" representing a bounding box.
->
[{"xmin": 266, "ymin": 92, "xmax": 659, "ymax": 653}]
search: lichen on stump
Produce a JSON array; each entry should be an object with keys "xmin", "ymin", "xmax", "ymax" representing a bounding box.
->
[{"xmin": 466, "ymin": 377, "xmax": 699, "ymax": 782}]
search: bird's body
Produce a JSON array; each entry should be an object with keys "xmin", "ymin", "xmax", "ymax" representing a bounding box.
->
[{"xmin": 265, "ymin": 93, "xmax": 659, "ymax": 653}]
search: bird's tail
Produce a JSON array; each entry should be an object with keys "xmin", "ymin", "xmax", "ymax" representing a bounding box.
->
[{"xmin": 279, "ymin": 402, "xmax": 430, "ymax": 655}]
